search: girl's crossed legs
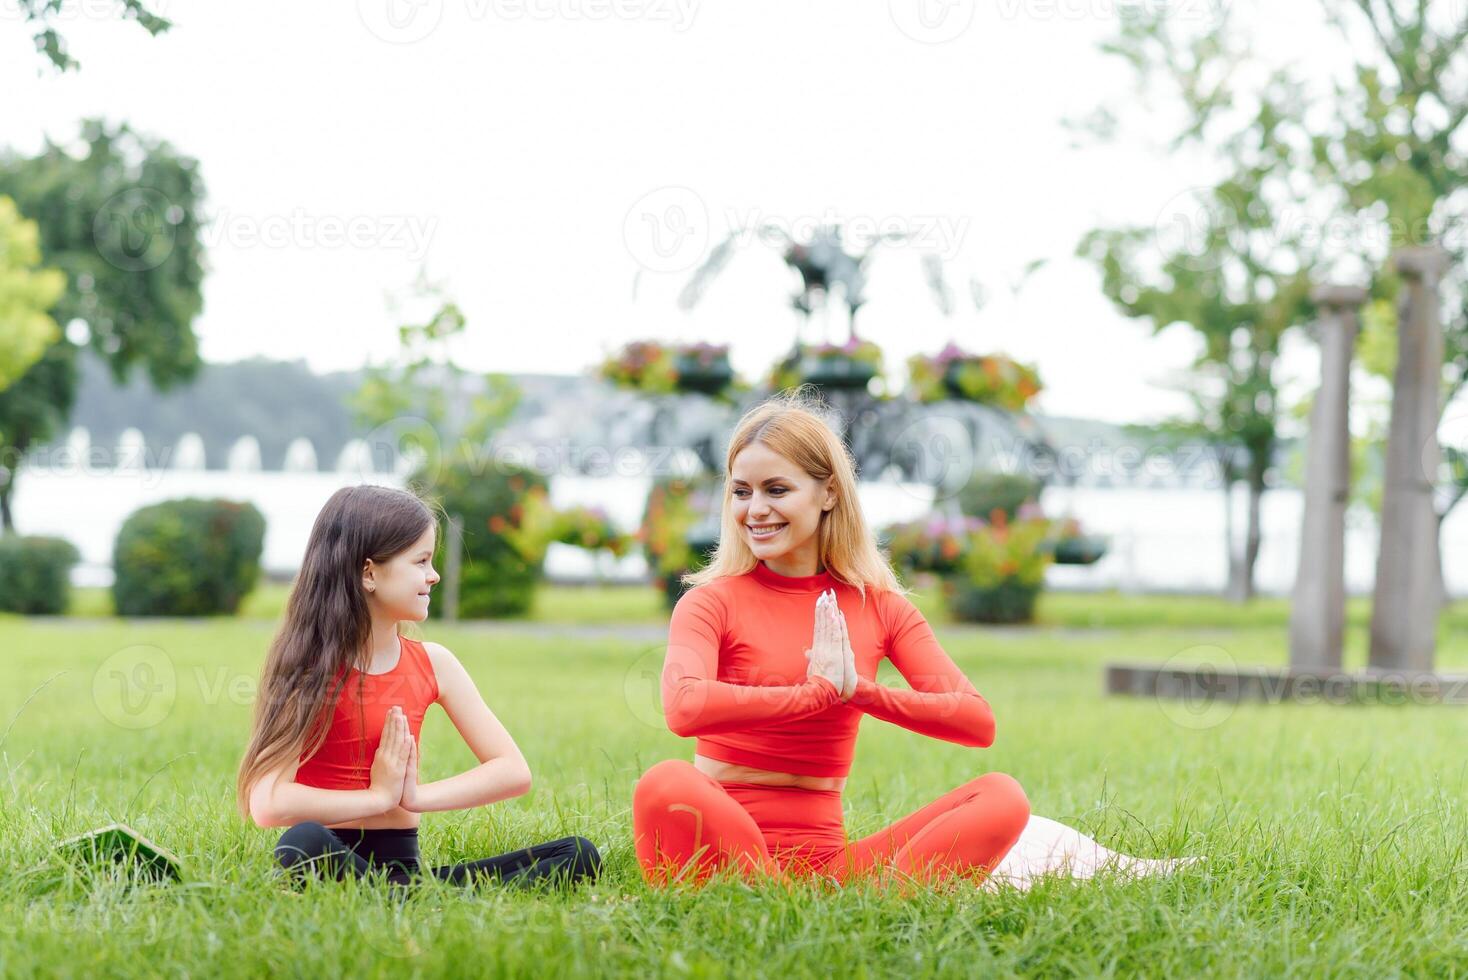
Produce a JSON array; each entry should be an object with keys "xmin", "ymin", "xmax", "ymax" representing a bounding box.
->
[
  {"xmin": 273, "ymin": 823, "xmax": 602, "ymax": 890},
  {"xmin": 631, "ymin": 759, "xmax": 1030, "ymax": 887}
]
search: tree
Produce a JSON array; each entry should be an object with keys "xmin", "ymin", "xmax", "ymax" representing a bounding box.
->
[
  {"xmin": 16, "ymin": 0, "xmax": 171, "ymax": 72},
  {"xmin": 0, "ymin": 120, "xmax": 207, "ymax": 529},
  {"xmin": 1079, "ymin": 1, "xmax": 1468, "ymax": 600},
  {"xmin": 0, "ymin": 195, "xmax": 65, "ymax": 391},
  {"xmin": 348, "ymin": 270, "xmax": 521, "ymax": 463}
]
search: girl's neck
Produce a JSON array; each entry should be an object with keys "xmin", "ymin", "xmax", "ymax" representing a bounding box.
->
[{"xmin": 365, "ymin": 616, "xmax": 402, "ymax": 668}]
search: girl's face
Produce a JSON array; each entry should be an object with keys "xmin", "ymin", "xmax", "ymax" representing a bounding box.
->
[
  {"xmin": 361, "ymin": 524, "xmax": 440, "ymax": 621},
  {"xmin": 730, "ymin": 441, "xmax": 835, "ymax": 571}
]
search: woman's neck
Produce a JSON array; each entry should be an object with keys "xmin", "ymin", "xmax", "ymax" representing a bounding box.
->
[{"xmin": 760, "ymin": 544, "xmax": 823, "ymax": 578}]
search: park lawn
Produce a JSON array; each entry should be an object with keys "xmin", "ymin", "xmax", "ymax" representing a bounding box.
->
[{"xmin": 1, "ymin": 602, "xmax": 1467, "ymax": 976}]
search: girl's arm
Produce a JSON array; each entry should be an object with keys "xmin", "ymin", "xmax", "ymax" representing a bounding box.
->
[
  {"xmin": 247, "ymin": 762, "xmax": 397, "ymax": 828},
  {"xmin": 662, "ymin": 587, "xmax": 841, "ymax": 737},
  {"xmin": 402, "ymin": 642, "xmax": 532, "ymax": 813},
  {"xmin": 847, "ymin": 593, "xmax": 996, "ymax": 748},
  {"xmin": 247, "ymin": 705, "xmax": 413, "ymax": 827}
]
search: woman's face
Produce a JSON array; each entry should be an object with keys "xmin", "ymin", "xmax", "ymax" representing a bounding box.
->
[
  {"xmin": 729, "ymin": 441, "xmax": 835, "ymax": 570},
  {"xmin": 362, "ymin": 524, "xmax": 440, "ymax": 621}
]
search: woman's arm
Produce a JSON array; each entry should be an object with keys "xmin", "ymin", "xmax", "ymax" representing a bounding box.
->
[
  {"xmin": 847, "ymin": 593, "xmax": 996, "ymax": 748},
  {"xmin": 402, "ymin": 642, "xmax": 532, "ymax": 813},
  {"xmin": 247, "ymin": 762, "xmax": 397, "ymax": 828},
  {"xmin": 662, "ymin": 587, "xmax": 841, "ymax": 738}
]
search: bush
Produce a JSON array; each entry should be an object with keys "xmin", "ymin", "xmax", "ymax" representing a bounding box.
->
[
  {"xmin": 956, "ymin": 471, "xmax": 1043, "ymax": 522},
  {"xmin": 639, "ymin": 475, "xmax": 719, "ymax": 608},
  {"xmin": 419, "ymin": 459, "xmax": 549, "ymax": 618},
  {"xmin": 941, "ymin": 510, "xmax": 1053, "ymax": 624},
  {"xmin": 112, "ymin": 499, "xmax": 265, "ymax": 616},
  {"xmin": 0, "ymin": 535, "xmax": 80, "ymax": 614}
]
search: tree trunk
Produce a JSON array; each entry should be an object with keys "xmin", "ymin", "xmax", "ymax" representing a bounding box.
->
[
  {"xmin": 1239, "ymin": 471, "xmax": 1264, "ymax": 602},
  {"xmin": 0, "ymin": 472, "xmax": 13, "ymax": 532},
  {"xmin": 1434, "ymin": 510, "xmax": 1449, "ymax": 609},
  {"xmin": 1224, "ymin": 478, "xmax": 1239, "ymax": 599}
]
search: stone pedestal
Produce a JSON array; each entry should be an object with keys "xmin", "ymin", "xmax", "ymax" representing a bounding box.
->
[
  {"xmin": 1369, "ymin": 247, "xmax": 1448, "ymax": 672},
  {"xmin": 1288, "ymin": 285, "xmax": 1365, "ymax": 670}
]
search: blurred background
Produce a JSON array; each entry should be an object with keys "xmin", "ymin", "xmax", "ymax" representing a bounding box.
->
[{"xmin": 4, "ymin": 0, "xmax": 1467, "ymax": 622}]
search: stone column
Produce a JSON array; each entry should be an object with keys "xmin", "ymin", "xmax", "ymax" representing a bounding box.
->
[
  {"xmin": 1369, "ymin": 246, "xmax": 1448, "ymax": 673},
  {"xmin": 1289, "ymin": 285, "xmax": 1365, "ymax": 670}
]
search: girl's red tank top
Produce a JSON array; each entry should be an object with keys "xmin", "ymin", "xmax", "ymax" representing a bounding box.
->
[{"xmin": 294, "ymin": 634, "xmax": 440, "ymax": 791}]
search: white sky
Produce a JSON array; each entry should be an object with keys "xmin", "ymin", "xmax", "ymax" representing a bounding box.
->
[{"xmin": 4, "ymin": 0, "xmax": 1357, "ymax": 425}]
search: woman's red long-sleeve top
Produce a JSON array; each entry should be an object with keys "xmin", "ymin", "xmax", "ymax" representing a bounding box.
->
[{"xmin": 661, "ymin": 560, "xmax": 996, "ymax": 778}]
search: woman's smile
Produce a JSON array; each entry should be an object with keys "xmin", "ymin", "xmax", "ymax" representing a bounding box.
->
[{"xmin": 747, "ymin": 522, "xmax": 787, "ymax": 540}]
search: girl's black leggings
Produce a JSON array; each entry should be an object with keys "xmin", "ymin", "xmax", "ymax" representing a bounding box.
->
[{"xmin": 274, "ymin": 822, "xmax": 601, "ymax": 889}]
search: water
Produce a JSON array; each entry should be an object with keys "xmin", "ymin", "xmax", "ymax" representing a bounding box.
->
[{"xmin": 10, "ymin": 466, "xmax": 1466, "ymax": 597}]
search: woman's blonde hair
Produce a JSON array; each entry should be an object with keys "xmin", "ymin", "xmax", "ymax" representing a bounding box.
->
[{"xmin": 683, "ymin": 387, "xmax": 907, "ymax": 603}]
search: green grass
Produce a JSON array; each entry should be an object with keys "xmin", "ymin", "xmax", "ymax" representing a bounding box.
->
[{"xmin": 6, "ymin": 597, "xmax": 1468, "ymax": 976}]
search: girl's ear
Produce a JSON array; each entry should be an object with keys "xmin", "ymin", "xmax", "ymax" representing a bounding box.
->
[
  {"xmin": 821, "ymin": 478, "xmax": 837, "ymax": 513},
  {"xmin": 361, "ymin": 558, "xmax": 376, "ymax": 594}
]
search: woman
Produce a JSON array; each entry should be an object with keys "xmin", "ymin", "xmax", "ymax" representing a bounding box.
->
[{"xmin": 632, "ymin": 392, "xmax": 1198, "ymax": 890}]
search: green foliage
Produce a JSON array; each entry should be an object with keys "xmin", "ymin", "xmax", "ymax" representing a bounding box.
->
[
  {"xmin": 906, "ymin": 343, "xmax": 1042, "ymax": 410},
  {"xmin": 16, "ymin": 0, "xmax": 170, "ymax": 72},
  {"xmin": 599, "ymin": 341, "xmax": 678, "ymax": 394},
  {"xmin": 419, "ymin": 460, "xmax": 549, "ymax": 618},
  {"xmin": 1085, "ymin": 1, "xmax": 1468, "ymax": 551},
  {"xmin": 952, "ymin": 511, "xmax": 1054, "ymax": 593},
  {"xmin": 111, "ymin": 499, "xmax": 264, "ymax": 616},
  {"xmin": 599, "ymin": 340, "xmax": 738, "ymax": 398},
  {"xmin": 769, "ymin": 339, "xmax": 884, "ymax": 392},
  {"xmin": 880, "ymin": 512, "xmax": 981, "ymax": 578},
  {"xmin": 0, "ymin": 533, "xmax": 78, "ymax": 614},
  {"xmin": 639, "ymin": 475, "xmax": 719, "ymax": 606},
  {"xmin": 551, "ymin": 505, "xmax": 632, "ymax": 557},
  {"xmin": 349, "ymin": 271, "xmax": 520, "ymax": 454},
  {"xmin": 0, "ymin": 196, "xmax": 64, "ymax": 392},
  {"xmin": 0, "ymin": 120, "xmax": 207, "ymax": 529},
  {"xmin": 956, "ymin": 471, "xmax": 1043, "ymax": 522}
]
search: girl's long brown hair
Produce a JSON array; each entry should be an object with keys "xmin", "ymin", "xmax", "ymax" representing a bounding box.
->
[
  {"xmin": 683, "ymin": 387, "xmax": 907, "ymax": 603},
  {"xmin": 235, "ymin": 484, "xmax": 436, "ymax": 816}
]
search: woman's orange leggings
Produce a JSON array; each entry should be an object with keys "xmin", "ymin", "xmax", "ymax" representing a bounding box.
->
[{"xmin": 632, "ymin": 759, "xmax": 1030, "ymax": 887}]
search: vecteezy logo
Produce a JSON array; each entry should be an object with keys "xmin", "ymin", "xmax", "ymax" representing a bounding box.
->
[
  {"xmin": 1152, "ymin": 186, "xmax": 1242, "ymax": 274},
  {"xmin": 622, "ymin": 186, "xmax": 710, "ymax": 274},
  {"xmin": 357, "ymin": 0, "xmax": 445, "ymax": 43},
  {"xmin": 889, "ymin": 411, "xmax": 976, "ymax": 502},
  {"xmin": 1156, "ymin": 644, "xmax": 1239, "ymax": 731},
  {"xmin": 623, "ymin": 645, "xmax": 669, "ymax": 731},
  {"xmin": 92, "ymin": 188, "xmax": 179, "ymax": 272},
  {"xmin": 889, "ymin": 0, "xmax": 975, "ymax": 43},
  {"xmin": 93, "ymin": 645, "xmax": 177, "ymax": 730}
]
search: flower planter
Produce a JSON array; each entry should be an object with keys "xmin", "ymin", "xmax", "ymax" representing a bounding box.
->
[
  {"xmin": 799, "ymin": 355, "xmax": 877, "ymax": 390},
  {"xmin": 1049, "ymin": 535, "xmax": 1109, "ymax": 566},
  {"xmin": 944, "ymin": 579, "xmax": 1041, "ymax": 624},
  {"xmin": 674, "ymin": 352, "xmax": 735, "ymax": 395}
]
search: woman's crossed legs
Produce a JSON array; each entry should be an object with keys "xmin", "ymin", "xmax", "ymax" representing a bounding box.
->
[{"xmin": 631, "ymin": 759, "xmax": 1030, "ymax": 888}]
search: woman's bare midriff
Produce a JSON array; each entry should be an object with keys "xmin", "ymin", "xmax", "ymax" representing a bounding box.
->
[{"xmin": 694, "ymin": 753, "xmax": 846, "ymax": 792}]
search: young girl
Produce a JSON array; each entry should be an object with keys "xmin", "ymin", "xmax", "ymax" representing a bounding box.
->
[
  {"xmin": 236, "ymin": 484, "xmax": 601, "ymax": 889},
  {"xmin": 632, "ymin": 392, "xmax": 1200, "ymax": 890}
]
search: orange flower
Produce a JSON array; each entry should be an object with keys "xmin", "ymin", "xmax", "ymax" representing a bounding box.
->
[{"xmin": 489, "ymin": 515, "xmax": 508, "ymax": 533}]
